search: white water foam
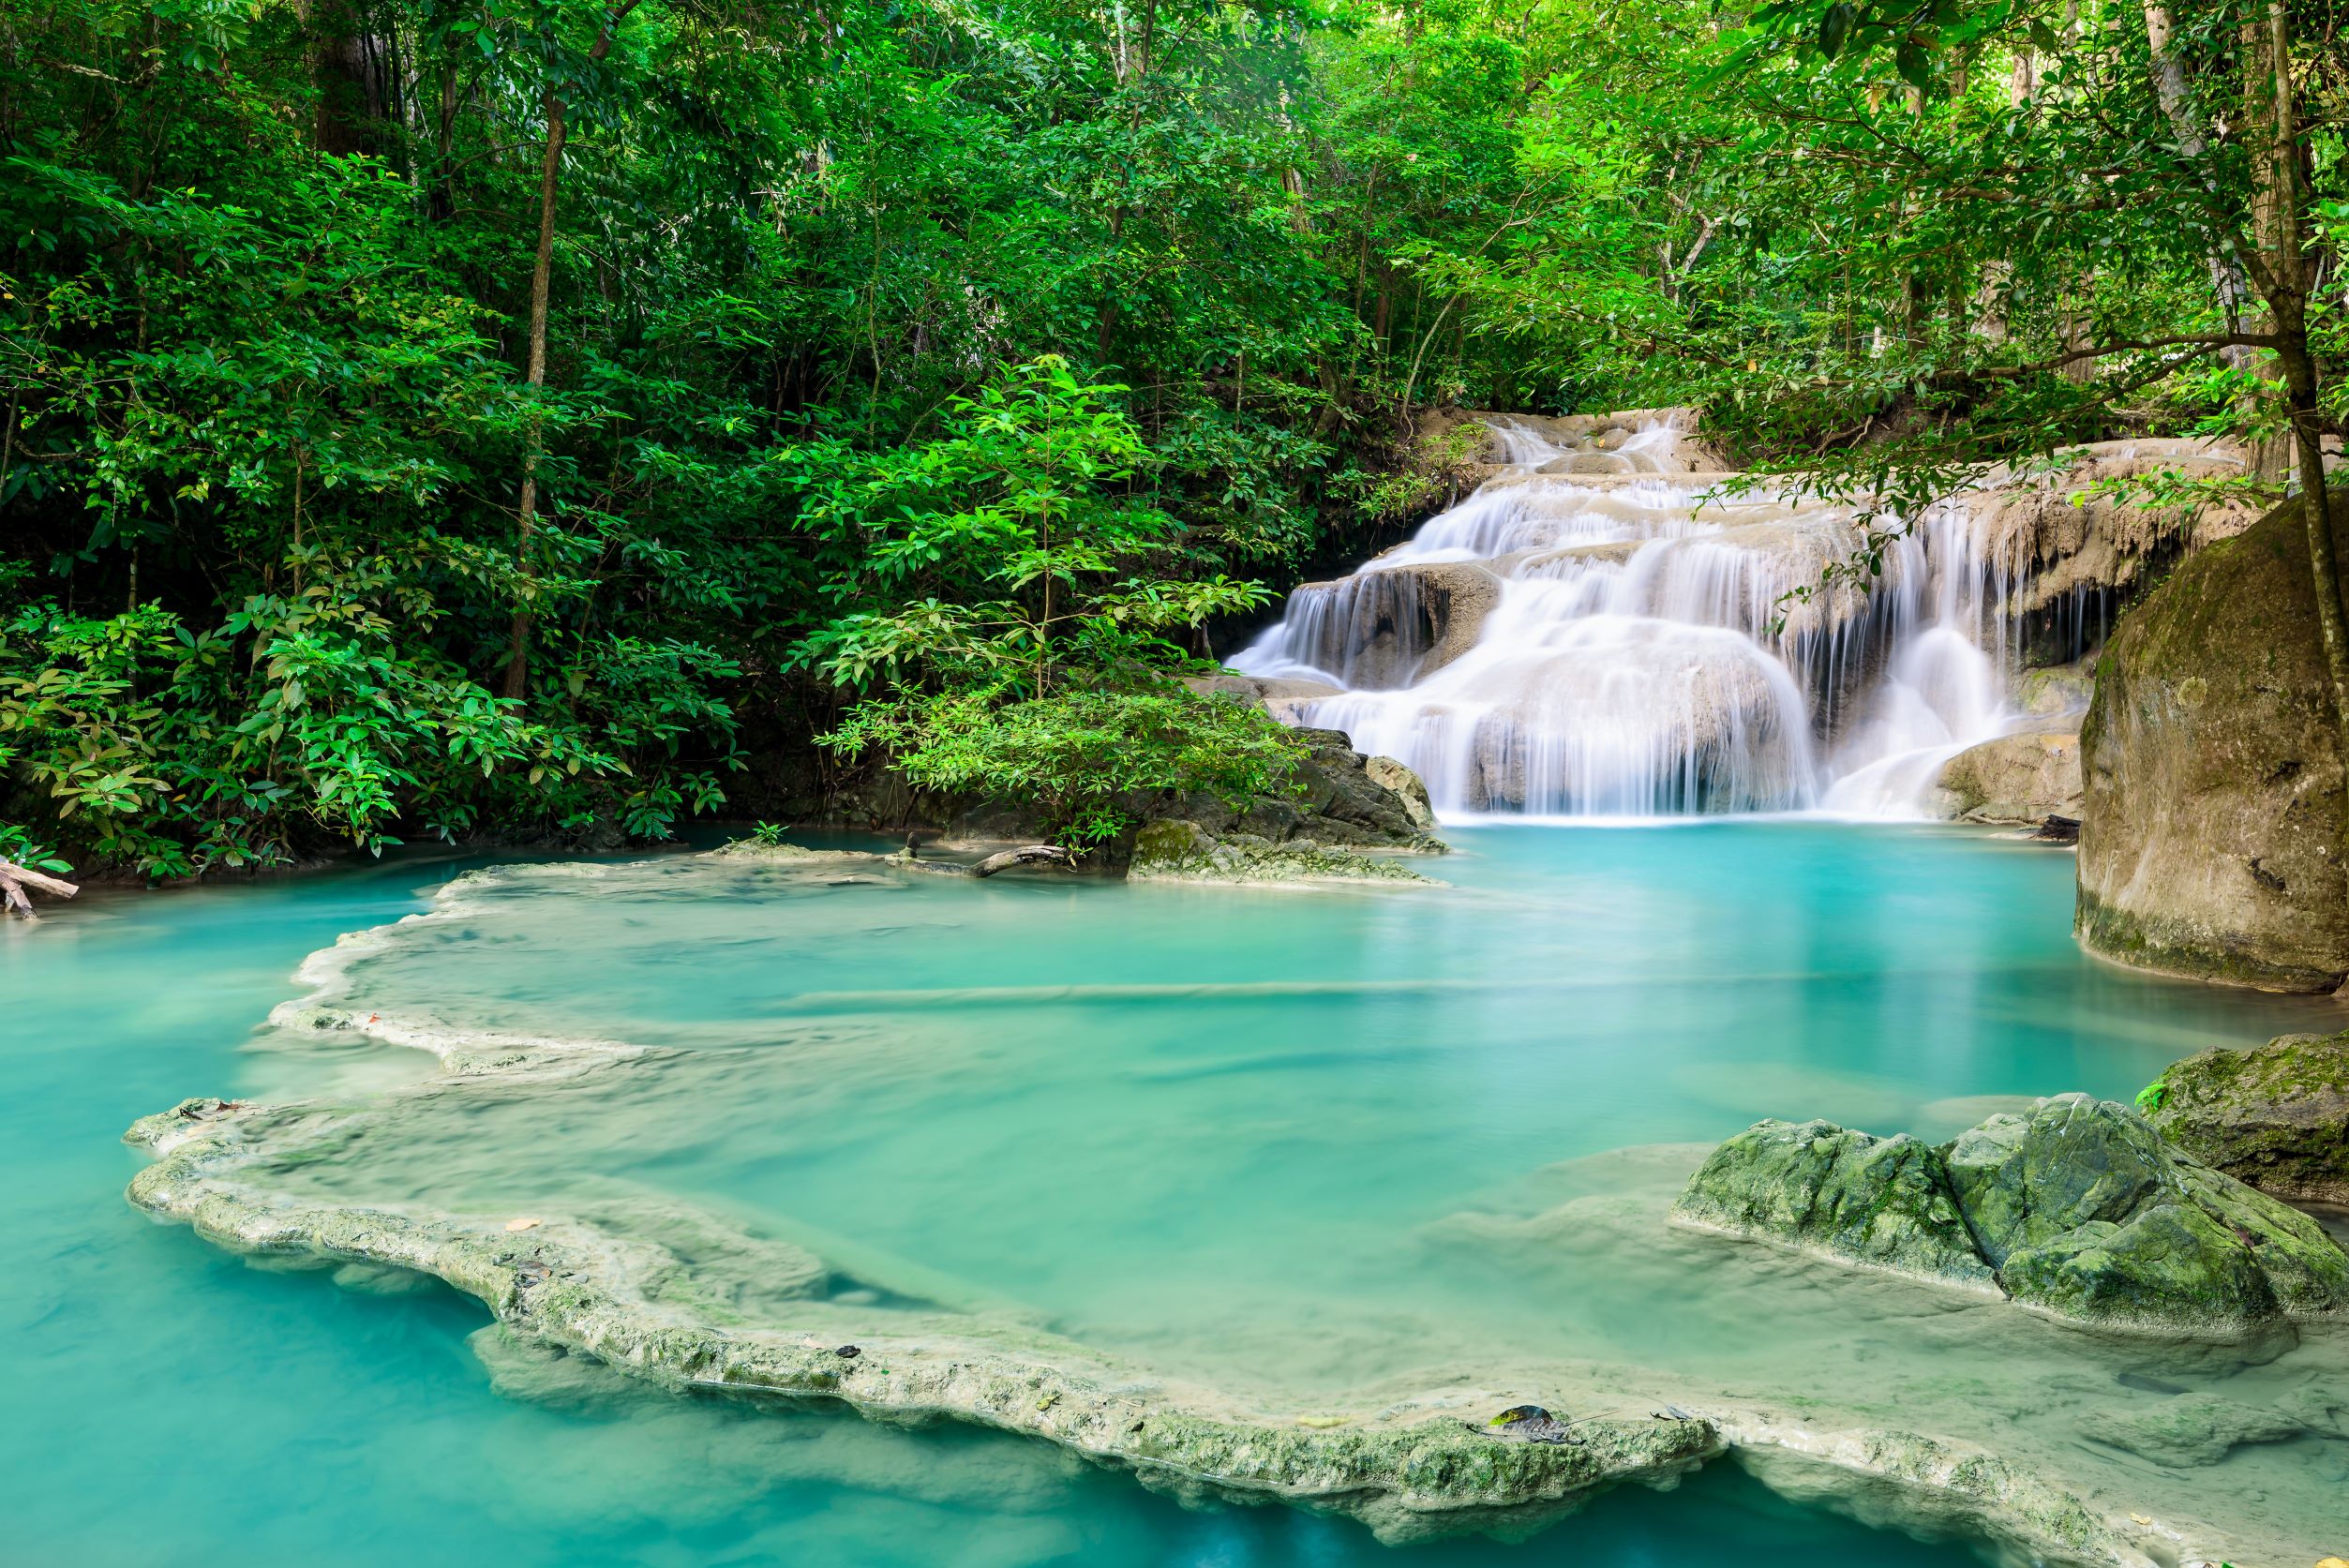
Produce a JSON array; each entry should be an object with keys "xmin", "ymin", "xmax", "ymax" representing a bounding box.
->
[{"xmin": 1232, "ymin": 419, "xmax": 2015, "ymax": 820}]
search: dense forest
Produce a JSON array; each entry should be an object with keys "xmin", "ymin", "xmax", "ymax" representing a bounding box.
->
[{"xmin": 4, "ymin": 0, "xmax": 2343, "ymax": 875}]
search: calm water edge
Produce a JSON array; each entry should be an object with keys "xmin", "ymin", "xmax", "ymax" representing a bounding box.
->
[{"xmin": 5, "ymin": 827, "xmax": 2327, "ymax": 1566}]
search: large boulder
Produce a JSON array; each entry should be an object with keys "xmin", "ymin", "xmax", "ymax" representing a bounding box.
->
[
  {"xmin": 1672, "ymin": 1095, "xmax": 2349, "ymax": 1332},
  {"xmin": 1933, "ymin": 725, "xmax": 2084, "ymax": 825},
  {"xmin": 1127, "ymin": 731, "xmax": 1445, "ymax": 886},
  {"xmin": 2147, "ymin": 1030, "xmax": 2349, "ymax": 1203},
  {"xmin": 2077, "ymin": 487, "xmax": 2349, "ymax": 991},
  {"xmin": 1942, "ymin": 1095, "xmax": 2348, "ymax": 1327},
  {"xmin": 1672, "ymin": 1120, "xmax": 1996, "ymax": 1288}
]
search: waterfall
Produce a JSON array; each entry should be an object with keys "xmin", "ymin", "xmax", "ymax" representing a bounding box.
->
[{"xmin": 1229, "ymin": 416, "xmax": 2012, "ymax": 820}]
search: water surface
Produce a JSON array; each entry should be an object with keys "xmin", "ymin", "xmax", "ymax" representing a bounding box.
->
[{"xmin": 8, "ymin": 827, "xmax": 2342, "ymax": 1563}]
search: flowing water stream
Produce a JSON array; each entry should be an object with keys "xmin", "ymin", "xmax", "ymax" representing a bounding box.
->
[
  {"xmin": 1232, "ymin": 418, "xmax": 2012, "ymax": 818},
  {"xmin": 12, "ymin": 422, "xmax": 2340, "ymax": 1565},
  {"xmin": 16, "ymin": 829, "xmax": 2347, "ymax": 1564}
]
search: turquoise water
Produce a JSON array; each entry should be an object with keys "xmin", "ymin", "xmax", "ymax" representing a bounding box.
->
[{"xmin": 6, "ymin": 827, "xmax": 2339, "ymax": 1563}]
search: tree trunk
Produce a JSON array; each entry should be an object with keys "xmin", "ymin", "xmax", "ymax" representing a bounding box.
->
[
  {"xmin": 2253, "ymin": 0, "xmax": 2349, "ymax": 922},
  {"xmin": 2242, "ymin": 5, "xmax": 2295, "ymax": 481},
  {"xmin": 1091, "ymin": 0, "xmax": 1159, "ymax": 369},
  {"xmin": 0, "ymin": 858, "xmax": 80, "ymax": 920},
  {"xmin": 501, "ymin": 2, "xmax": 640, "ymax": 703},
  {"xmin": 293, "ymin": 0, "xmax": 382, "ymax": 157},
  {"xmin": 2141, "ymin": 0, "xmax": 2253, "ymax": 371}
]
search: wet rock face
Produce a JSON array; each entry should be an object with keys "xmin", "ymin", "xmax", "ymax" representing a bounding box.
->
[
  {"xmin": 2148, "ymin": 1030, "xmax": 2349, "ymax": 1204},
  {"xmin": 1960, "ymin": 441, "xmax": 2260, "ymax": 669},
  {"xmin": 1674, "ymin": 1095, "xmax": 2349, "ymax": 1332},
  {"xmin": 1932, "ymin": 726, "xmax": 2084, "ymax": 826},
  {"xmin": 1672, "ymin": 1121, "xmax": 1996, "ymax": 1288},
  {"xmin": 1277, "ymin": 562, "xmax": 1500, "ymax": 690},
  {"xmin": 2077, "ymin": 488, "xmax": 2349, "ymax": 991}
]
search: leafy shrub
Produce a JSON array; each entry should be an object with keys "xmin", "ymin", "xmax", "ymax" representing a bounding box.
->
[{"xmin": 824, "ymin": 684, "xmax": 1304, "ymax": 847}]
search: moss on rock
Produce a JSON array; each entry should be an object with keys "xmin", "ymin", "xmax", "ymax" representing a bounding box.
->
[
  {"xmin": 1671, "ymin": 1120, "xmax": 1997, "ymax": 1288},
  {"xmin": 2076, "ymin": 488, "xmax": 2349, "ymax": 991},
  {"xmin": 1676, "ymin": 1095, "xmax": 2349, "ymax": 1334},
  {"xmin": 2147, "ymin": 1029, "xmax": 2349, "ymax": 1203},
  {"xmin": 1129, "ymin": 818, "xmax": 1438, "ymax": 887}
]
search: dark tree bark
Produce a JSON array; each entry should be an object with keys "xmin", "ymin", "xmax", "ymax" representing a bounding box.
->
[{"xmin": 501, "ymin": 1, "xmax": 642, "ymax": 702}]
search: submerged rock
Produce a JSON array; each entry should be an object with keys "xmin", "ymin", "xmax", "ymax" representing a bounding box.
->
[
  {"xmin": 2147, "ymin": 1030, "xmax": 2349, "ymax": 1203},
  {"xmin": 2090, "ymin": 1392, "xmax": 2306, "ymax": 1468},
  {"xmin": 1674, "ymin": 1095, "xmax": 2349, "ymax": 1332},
  {"xmin": 1672, "ymin": 1120, "xmax": 1996, "ymax": 1289},
  {"xmin": 2077, "ymin": 487, "xmax": 2349, "ymax": 991}
]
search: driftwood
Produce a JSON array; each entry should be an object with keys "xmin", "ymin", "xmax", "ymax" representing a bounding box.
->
[
  {"xmin": 969, "ymin": 844, "xmax": 1072, "ymax": 877},
  {"xmin": 894, "ymin": 844, "xmax": 1072, "ymax": 879},
  {"xmin": 0, "ymin": 858, "xmax": 81, "ymax": 919}
]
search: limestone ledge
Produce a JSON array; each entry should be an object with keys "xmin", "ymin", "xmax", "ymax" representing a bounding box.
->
[
  {"xmin": 126, "ymin": 1098, "xmax": 1713, "ymax": 1542},
  {"xmin": 120, "ymin": 1083, "xmax": 2189, "ymax": 1567},
  {"xmin": 107, "ymin": 855, "xmax": 2213, "ymax": 1567}
]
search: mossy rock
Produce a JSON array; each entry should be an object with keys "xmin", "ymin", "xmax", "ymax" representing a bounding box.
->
[
  {"xmin": 1671, "ymin": 1119, "xmax": 1995, "ymax": 1288},
  {"xmin": 1129, "ymin": 819, "xmax": 1435, "ymax": 887},
  {"xmin": 1944, "ymin": 1094, "xmax": 2349, "ymax": 1329},
  {"xmin": 2076, "ymin": 487, "xmax": 2349, "ymax": 991},
  {"xmin": 2147, "ymin": 1029, "xmax": 2349, "ymax": 1203},
  {"xmin": 1676, "ymin": 1095, "xmax": 2349, "ymax": 1333}
]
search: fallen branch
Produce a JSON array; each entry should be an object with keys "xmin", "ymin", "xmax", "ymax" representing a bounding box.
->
[
  {"xmin": 0, "ymin": 858, "xmax": 81, "ymax": 920},
  {"xmin": 969, "ymin": 844, "xmax": 1073, "ymax": 877},
  {"xmin": 894, "ymin": 844, "xmax": 1073, "ymax": 879}
]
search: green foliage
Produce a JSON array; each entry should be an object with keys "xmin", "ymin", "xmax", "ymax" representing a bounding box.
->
[
  {"xmin": 824, "ymin": 685, "xmax": 1304, "ymax": 848},
  {"xmin": 7, "ymin": 0, "xmax": 2333, "ymax": 874},
  {"xmin": 2136, "ymin": 1081, "xmax": 2168, "ymax": 1115},
  {"xmin": 788, "ymin": 358, "xmax": 1271, "ymax": 694},
  {"xmin": 0, "ymin": 594, "xmax": 735, "ymax": 877}
]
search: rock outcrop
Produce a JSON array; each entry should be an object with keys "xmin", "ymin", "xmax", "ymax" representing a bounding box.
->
[
  {"xmin": 2147, "ymin": 1030, "xmax": 2349, "ymax": 1203},
  {"xmin": 1933, "ymin": 724, "xmax": 2085, "ymax": 826},
  {"xmin": 1963, "ymin": 441, "xmax": 2260, "ymax": 668},
  {"xmin": 2076, "ymin": 487, "xmax": 2349, "ymax": 990},
  {"xmin": 1673, "ymin": 1095, "xmax": 2349, "ymax": 1332},
  {"xmin": 1269, "ymin": 561, "xmax": 1500, "ymax": 689},
  {"xmin": 1418, "ymin": 405, "xmax": 1731, "ymax": 478},
  {"xmin": 1159, "ymin": 727, "xmax": 1444, "ymax": 852},
  {"xmin": 942, "ymin": 717, "xmax": 1444, "ymax": 879},
  {"xmin": 1128, "ymin": 728, "xmax": 1445, "ymax": 885},
  {"xmin": 1670, "ymin": 1121, "xmax": 1997, "ymax": 1288}
]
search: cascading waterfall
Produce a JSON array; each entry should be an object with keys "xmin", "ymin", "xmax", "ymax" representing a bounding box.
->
[{"xmin": 1230, "ymin": 416, "xmax": 2013, "ymax": 819}]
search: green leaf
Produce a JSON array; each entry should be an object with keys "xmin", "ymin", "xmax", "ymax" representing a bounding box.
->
[{"xmin": 1818, "ymin": 2, "xmax": 1859, "ymax": 58}]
